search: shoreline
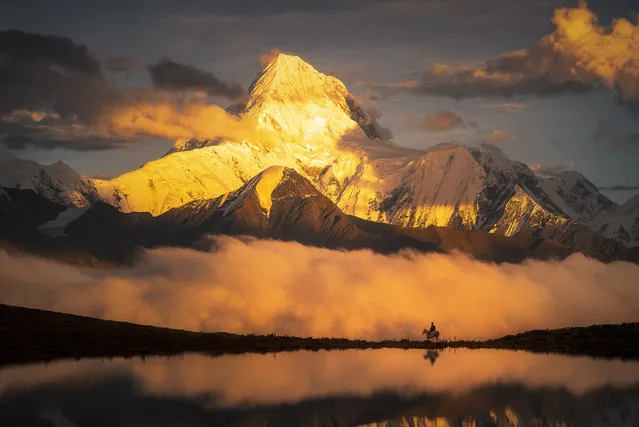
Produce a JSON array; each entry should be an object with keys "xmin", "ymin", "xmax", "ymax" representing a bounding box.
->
[{"xmin": 2, "ymin": 304, "xmax": 638, "ymax": 367}]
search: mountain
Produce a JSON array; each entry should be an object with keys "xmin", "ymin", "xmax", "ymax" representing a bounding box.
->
[
  {"xmin": 0, "ymin": 144, "xmax": 98, "ymax": 208},
  {"xmin": 94, "ymin": 54, "xmax": 380, "ymax": 215},
  {"xmin": 65, "ymin": 167, "xmax": 439, "ymax": 259},
  {"xmin": 535, "ymin": 170, "xmax": 615, "ymax": 222},
  {"xmin": 2, "ymin": 167, "xmax": 579, "ymax": 264},
  {"xmin": 592, "ymin": 194, "xmax": 639, "ymax": 246},
  {"xmin": 0, "ymin": 53, "xmax": 627, "ymax": 258},
  {"xmin": 84, "ymin": 54, "xmax": 618, "ymax": 251}
]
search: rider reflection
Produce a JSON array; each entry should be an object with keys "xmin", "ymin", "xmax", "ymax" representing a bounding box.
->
[{"xmin": 423, "ymin": 349, "xmax": 439, "ymax": 365}]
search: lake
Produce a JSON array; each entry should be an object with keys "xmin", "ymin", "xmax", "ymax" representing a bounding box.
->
[{"xmin": 1, "ymin": 348, "xmax": 639, "ymax": 426}]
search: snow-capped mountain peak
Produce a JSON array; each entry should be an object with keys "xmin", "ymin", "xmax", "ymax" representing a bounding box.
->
[
  {"xmin": 0, "ymin": 147, "xmax": 98, "ymax": 207},
  {"xmin": 592, "ymin": 193, "xmax": 639, "ymax": 246},
  {"xmin": 536, "ymin": 170, "xmax": 615, "ymax": 222},
  {"xmin": 242, "ymin": 53, "xmax": 378, "ymax": 143}
]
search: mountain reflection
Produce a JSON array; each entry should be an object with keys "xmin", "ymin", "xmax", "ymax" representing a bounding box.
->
[{"xmin": 1, "ymin": 349, "xmax": 639, "ymax": 426}]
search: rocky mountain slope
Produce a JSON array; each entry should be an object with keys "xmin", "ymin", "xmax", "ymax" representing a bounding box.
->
[
  {"xmin": 592, "ymin": 194, "xmax": 639, "ymax": 246},
  {"xmin": 2, "ymin": 167, "xmax": 579, "ymax": 264},
  {"xmin": 0, "ymin": 145, "xmax": 98, "ymax": 207}
]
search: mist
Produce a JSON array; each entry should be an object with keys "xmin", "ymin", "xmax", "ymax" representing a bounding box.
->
[{"xmin": 1, "ymin": 236, "xmax": 638, "ymax": 340}]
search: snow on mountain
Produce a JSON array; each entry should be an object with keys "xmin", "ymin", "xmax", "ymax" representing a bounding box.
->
[
  {"xmin": 490, "ymin": 185, "xmax": 568, "ymax": 237},
  {"xmin": 0, "ymin": 145, "xmax": 98, "ymax": 207},
  {"xmin": 242, "ymin": 53, "xmax": 374, "ymax": 142},
  {"xmin": 0, "ymin": 53, "xmax": 620, "ymax": 251},
  {"xmin": 536, "ymin": 170, "xmax": 616, "ymax": 222},
  {"xmin": 592, "ymin": 194, "xmax": 639, "ymax": 246},
  {"xmin": 94, "ymin": 138, "xmax": 303, "ymax": 215},
  {"xmin": 86, "ymin": 53, "xmax": 622, "ymax": 251},
  {"xmin": 95, "ymin": 53, "xmax": 377, "ymax": 215},
  {"xmin": 222, "ymin": 165, "xmax": 287, "ymax": 218},
  {"xmin": 38, "ymin": 206, "xmax": 90, "ymax": 237}
]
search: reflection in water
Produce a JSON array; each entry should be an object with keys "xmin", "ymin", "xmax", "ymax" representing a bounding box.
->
[
  {"xmin": 423, "ymin": 350, "xmax": 439, "ymax": 366},
  {"xmin": 1, "ymin": 349, "xmax": 639, "ymax": 426}
]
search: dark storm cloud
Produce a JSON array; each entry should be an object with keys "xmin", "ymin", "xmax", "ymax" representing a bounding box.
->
[
  {"xmin": 0, "ymin": 30, "xmax": 134, "ymax": 150},
  {"xmin": 104, "ymin": 56, "xmax": 140, "ymax": 72},
  {"xmin": 0, "ymin": 30, "xmax": 124, "ymax": 121},
  {"xmin": 0, "ymin": 31, "xmax": 250, "ymax": 151},
  {"xmin": 0, "ymin": 29, "xmax": 100, "ymax": 75},
  {"xmin": 148, "ymin": 58, "xmax": 245, "ymax": 100}
]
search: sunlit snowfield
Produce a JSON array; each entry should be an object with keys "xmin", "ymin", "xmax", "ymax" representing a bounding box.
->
[{"xmin": 1, "ymin": 348, "xmax": 639, "ymax": 426}]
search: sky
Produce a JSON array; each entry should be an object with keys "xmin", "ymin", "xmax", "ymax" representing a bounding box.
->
[{"xmin": 1, "ymin": 0, "xmax": 638, "ymax": 203}]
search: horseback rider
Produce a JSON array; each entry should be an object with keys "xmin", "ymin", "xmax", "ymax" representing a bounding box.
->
[{"xmin": 429, "ymin": 322, "xmax": 436, "ymax": 333}]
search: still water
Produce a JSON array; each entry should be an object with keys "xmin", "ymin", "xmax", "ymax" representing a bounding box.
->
[{"xmin": 1, "ymin": 348, "xmax": 639, "ymax": 426}]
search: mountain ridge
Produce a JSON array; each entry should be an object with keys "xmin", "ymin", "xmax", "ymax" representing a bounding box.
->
[{"xmin": 0, "ymin": 53, "xmax": 636, "ymax": 258}]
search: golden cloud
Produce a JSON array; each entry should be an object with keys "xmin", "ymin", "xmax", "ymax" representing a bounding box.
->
[
  {"xmin": 372, "ymin": 4, "xmax": 639, "ymax": 108},
  {"xmin": 2, "ymin": 237, "xmax": 639, "ymax": 341},
  {"xmin": 481, "ymin": 129, "xmax": 515, "ymax": 143},
  {"xmin": 97, "ymin": 101, "xmax": 278, "ymax": 145}
]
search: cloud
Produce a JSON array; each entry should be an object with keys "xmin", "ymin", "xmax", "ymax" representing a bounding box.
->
[
  {"xmin": 0, "ymin": 30, "xmax": 123, "ymax": 120},
  {"xmin": 0, "ymin": 29, "xmax": 101, "ymax": 75},
  {"xmin": 0, "ymin": 31, "xmax": 254, "ymax": 150},
  {"xmin": 148, "ymin": 58, "xmax": 245, "ymax": 100},
  {"xmin": 479, "ymin": 103, "xmax": 525, "ymax": 113},
  {"xmin": 0, "ymin": 30, "xmax": 132, "ymax": 150},
  {"xmin": 97, "ymin": 100, "xmax": 277, "ymax": 144},
  {"xmin": 417, "ymin": 110, "xmax": 465, "ymax": 132},
  {"xmin": 478, "ymin": 129, "xmax": 536, "ymax": 149},
  {"xmin": 369, "ymin": 5, "xmax": 639, "ymax": 113},
  {"xmin": 365, "ymin": 107, "xmax": 394, "ymax": 139},
  {"xmin": 0, "ymin": 108, "xmax": 134, "ymax": 151},
  {"xmin": 104, "ymin": 56, "xmax": 140, "ymax": 72},
  {"xmin": 2, "ymin": 237, "xmax": 639, "ymax": 341},
  {"xmin": 586, "ymin": 121, "xmax": 618, "ymax": 144},
  {"xmin": 480, "ymin": 129, "xmax": 515, "ymax": 143},
  {"xmin": 598, "ymin": 185, "xmax": 639, "ymax": 191},
  {"xmin": 529, "ymin": 161, "xmax": 575, "ymax": 177},
  {"xmin": 586, "ymin": 122, "xmax": 639, "ymax": 150}
]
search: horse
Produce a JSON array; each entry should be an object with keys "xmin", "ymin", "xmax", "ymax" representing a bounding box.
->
[{"xmin": 422, "ymin": 328, "xmax": 440, "ymax": 342}]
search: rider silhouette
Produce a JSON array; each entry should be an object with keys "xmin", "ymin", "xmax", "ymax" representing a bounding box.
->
[{"xmin": 429, "ymin": 322, "xmax": 436, "ymax": 333}]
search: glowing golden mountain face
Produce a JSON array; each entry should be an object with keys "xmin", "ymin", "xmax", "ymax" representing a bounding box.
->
[
  {"xmin": 93, "ymin": 53, "xmax": 570, "ymax": 237},
  {"xmin": 244, "ymin": 54, "xmax": 358, "ymax": 144}
]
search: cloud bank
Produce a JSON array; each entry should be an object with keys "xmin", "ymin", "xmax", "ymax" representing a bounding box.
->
[{"xmin": 2, "ymin": 237, "xmax": 638, "ymax": 341}]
